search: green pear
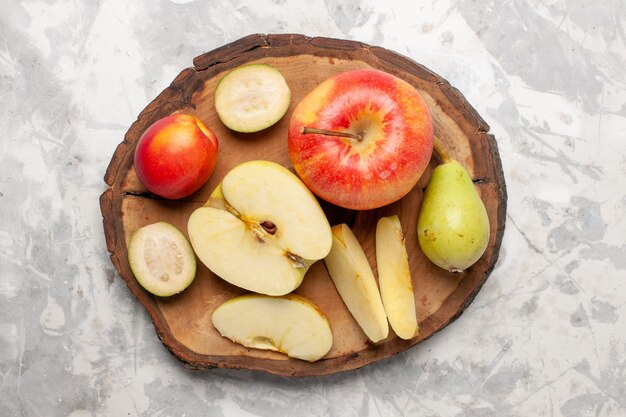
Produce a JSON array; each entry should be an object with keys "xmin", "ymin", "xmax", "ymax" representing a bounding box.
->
[{"xmin": 417, "ymin": 160, "xmax": 490, "ymax": 272}]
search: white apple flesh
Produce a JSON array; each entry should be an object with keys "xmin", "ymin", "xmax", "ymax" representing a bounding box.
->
[
  {"xmin": 212, "ymin": 294, "xmax": 333, "ymax": 362},
  {"xmin": 376, "ymin": 216, "xmax": 419, "ymax": 340},
  {"xmin": 323, "ymin": 224, "xmax": 388, "ymax": 343},
  {"xmin": 188, "ymin": 160, "xmax": 332, "ymax": 296}
]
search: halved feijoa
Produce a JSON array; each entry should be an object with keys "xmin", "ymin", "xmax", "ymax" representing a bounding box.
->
[
  {"xmin": 128, "ymin": 222, "xmax": 196, "ymax": 297},
  {"xmin": 214, "ymin": 64, "xmax": 291, "ymax": 133}
]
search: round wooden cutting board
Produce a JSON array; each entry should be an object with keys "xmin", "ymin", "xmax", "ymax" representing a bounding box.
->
[{"xmin": 100, "ymin": 34, "xmax": 507, "ymax": 377}]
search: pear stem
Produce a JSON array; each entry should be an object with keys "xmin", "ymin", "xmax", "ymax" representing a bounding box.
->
[
  {"xmin": 433, "ymin": 135, "xmax": 452, "ymax": 163},
  {"xmin": 302, "ymin": 126, "xmax": 364, "ymax": 142}
]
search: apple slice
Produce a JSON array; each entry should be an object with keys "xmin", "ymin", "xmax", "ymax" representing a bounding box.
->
[
  {"xmin": 188, "ymin": 160, "xmax": 332, "ymax": 295},
  {"xmin": 323, "ymin": 224, "xmax": 388, "ymax": 343},
  {"xmin": 376, "ymin": 216, "xmax": 419, "ymax": 340},
  {"xmin": 214, "ymin": 64, "xmax": 291, "ymax": 133},
  {"xmin": 127, "ymin": 222, "xmax": 196, "ymax": 297},
  {"xmin": 212, "ymin": 294, "xmax": 333, "ymax": 362}
]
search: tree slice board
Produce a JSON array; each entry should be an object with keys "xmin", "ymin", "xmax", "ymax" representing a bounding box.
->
[{"xmin": 100, "ymin": 34, "xmax": 507, "ymax": 377}]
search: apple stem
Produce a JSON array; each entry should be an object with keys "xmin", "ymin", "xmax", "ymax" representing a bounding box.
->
[
  {"xmin": 302, "ymin": 127, "xmax": 363, "ymax": 142},
  {"xmin": 287, "ymin": 252, "xmax": 307, "ymax": 268},
  {"xmin": 433, "ymin": 135, "xmax": 451, "ymax": 163}
]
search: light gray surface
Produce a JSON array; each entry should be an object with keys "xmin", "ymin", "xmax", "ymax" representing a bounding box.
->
[{"xmin": 1, "ymin": 0, "xmax": 625, "ymax": 416}]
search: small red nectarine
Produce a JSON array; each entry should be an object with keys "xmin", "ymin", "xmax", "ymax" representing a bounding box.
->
[{"xmin": 134, "ymin": 114, "xmax": 219, "ymax": 199}]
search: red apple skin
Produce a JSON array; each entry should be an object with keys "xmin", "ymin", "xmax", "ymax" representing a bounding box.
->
[
  {"xmin": 288, "ymin": 69, "xmax": 433, "ymax": 210},
  {"xmin": 134, "ymin": 114, "xmax": 219, "ymax": 199}
]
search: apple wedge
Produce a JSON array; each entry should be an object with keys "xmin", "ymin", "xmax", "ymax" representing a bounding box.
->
[
  {"xmin": 212, "ymin": 294, "xmax": 333, "ymax": 362},
  {"xmin": 187, "ymin": 160, "xmax": 332, "ymax": 296},
  {"xmin": 323, "ymin": 224, "xmax": 388, "ymax": 343},
  {"xmin": 376, "ymin": 216, "xmax": 419, "ymax": 340}
]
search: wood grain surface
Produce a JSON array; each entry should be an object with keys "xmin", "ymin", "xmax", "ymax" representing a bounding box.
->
[{"xmin": 100, "ymin": 33, "xmax": 507, "ymax": 377}]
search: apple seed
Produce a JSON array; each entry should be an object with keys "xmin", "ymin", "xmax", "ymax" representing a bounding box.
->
[{"xmin": 260, "ymin": 221, "xmax": 277, "ymax": 235}]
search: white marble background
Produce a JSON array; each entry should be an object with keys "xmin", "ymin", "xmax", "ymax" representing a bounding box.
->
[{"xmin": 1, "ymin": 0, "xmax": 625, "ymax": 416}]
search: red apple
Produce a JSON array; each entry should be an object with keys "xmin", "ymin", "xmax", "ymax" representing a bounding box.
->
[
  {"xmin": 134, "ymin": 114, "xmax": 219, "ymax": 199},
  {"xmin": 288, "ymin": 69, "xmax": 433, "ymax": 210}
]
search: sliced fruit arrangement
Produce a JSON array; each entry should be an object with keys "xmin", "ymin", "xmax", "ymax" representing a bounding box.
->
[
  {"xmin": 376, "ymin": 216, "xmax": 419, "ymax": 340},
  {"xmin": 417, "ymin": 138, "xmax": 490, "ymax": 272},
  {"xmin": 187, "ymin": 160, "xmax": 332, "ymax": 296},
  {"xmin": 324, "ymin": 224, "xmax": 389, "ymax": 343},
  {"xmin": 214, "ymin": 64, "xmax": 291, "ymax": 133},
  {"xmin": 212, "ymin": 294, "xmax": 333, "ymax": 362},
  {"xmin": 128, "ymin": 222, "xmax": 196, "ymax": 297},
  {"xmin": 124, "ymin": 64, "xmax": 493, "ymax": 363}
]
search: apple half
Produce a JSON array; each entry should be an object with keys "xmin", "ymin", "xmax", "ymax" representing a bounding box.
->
[
  {"xmin": 187, "ymin": 160, "xmax": 332, "ymax": 296},
  {"xmin": 376, "ymin": 215, "xmax": 419, "ymax": 340},
  {"xmin": 212, "ymin": 294, "xmax": 333, "ymax": 362},
  {"xmin": 323, "ymin": 224, "xmax": 388, "ymax": 343}
]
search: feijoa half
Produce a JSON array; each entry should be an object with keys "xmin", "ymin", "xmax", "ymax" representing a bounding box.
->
[
  {"xmin": 128, "ymin": 222, "xmax": 196, "ymax": 297},
  {"xmin": 214, "ymin": 64, "xmax": 291, "ymax": 133}
]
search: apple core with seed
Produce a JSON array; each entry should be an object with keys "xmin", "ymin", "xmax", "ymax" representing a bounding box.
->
[{"xmin": 187, "ymin": 160, "xmax": 333, "ymax": 296}]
